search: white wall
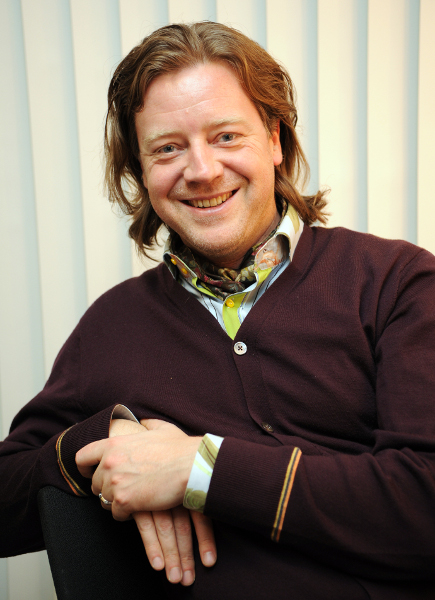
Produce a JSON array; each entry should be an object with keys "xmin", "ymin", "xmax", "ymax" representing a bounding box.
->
[{"xmin": 1, "ymin": 0, "xmax": 434, "ymax": 598}]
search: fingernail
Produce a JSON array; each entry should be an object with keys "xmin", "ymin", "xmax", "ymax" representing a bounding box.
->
[
  {"xmin": 182, "ymin": 570, "xmax": 195, "ymax": 586},
  {"xmin": 203, "ymin": 551, "xmax": 215, "ymax": 566},
  {"xmin": 169, "ymin": 567, "xmax": 181, "ymax": 583},
  {"xmin": 152, "ymin": 557, "xmax": 164, "ymax": 570}
]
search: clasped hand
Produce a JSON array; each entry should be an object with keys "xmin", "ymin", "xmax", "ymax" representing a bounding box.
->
[{"xmin": 76, "ymin": 418, "xmax": 216, "ymax": 586}]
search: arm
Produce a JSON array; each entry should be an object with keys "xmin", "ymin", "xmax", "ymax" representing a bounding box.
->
[
  {"xmin": 0, "ymin": 327, "xmax": 116, "ymax": 557},
  {"xmin": 204, "ymin": 248, "xmax": 435, "ymax": 580},
  {"xmin": 0, "ymin": 324, "xmax": 216, "ymax": 581},
  {"xmin": 76, "ymin": 249, "xmax": 435, "ymax": 581}
]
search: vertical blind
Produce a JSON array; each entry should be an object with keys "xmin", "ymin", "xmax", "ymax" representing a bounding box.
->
[{"xmin": 0, "ymin": 1, "xmax": 433, "ymax": 598}]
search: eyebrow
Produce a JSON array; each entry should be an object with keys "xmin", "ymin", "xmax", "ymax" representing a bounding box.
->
[{"xmin": 139, "ymin": 116, "xmax": 250, "ymax": 148}]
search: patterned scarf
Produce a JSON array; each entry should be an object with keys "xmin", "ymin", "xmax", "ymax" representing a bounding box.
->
[{"xmin": 170, "ymin": 201, "xmax": 289, "ymax": 300}]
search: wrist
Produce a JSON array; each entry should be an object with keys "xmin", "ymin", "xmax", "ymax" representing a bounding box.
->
[
  {"xmin": 109, "ymin": 418, "xmax": 144, "ymax": 437},
  {"xmin": 184, "ymin": 434, "xmax": 224, "ymax": 512}
]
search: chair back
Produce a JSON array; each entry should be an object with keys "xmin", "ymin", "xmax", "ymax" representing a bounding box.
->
[{"xmin": 37, "ymin": 486, "xmax": 162, "ymax": 600}]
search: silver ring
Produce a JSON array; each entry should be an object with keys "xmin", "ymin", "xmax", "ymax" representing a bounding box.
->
[{"xmin": 98, "ymin": 492, "xmax": 112, "ymax": 506}]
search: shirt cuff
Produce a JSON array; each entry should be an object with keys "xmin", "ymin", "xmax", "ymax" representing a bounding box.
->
[
  {"xmin": 183, "ymin": 433, "xmax": 224, "ymax": 513},
  {"xmin": 111, "ymin": 404, "xmax": 139, "ymax": 422}
]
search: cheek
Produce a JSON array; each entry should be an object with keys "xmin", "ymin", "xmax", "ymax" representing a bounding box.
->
[
  {"xmin": 221, "ymin": 151, "xmax": 256, "ymax": 181},
  {"xmin": 230, "ymin": 141, "xmax": 274, "ymax": 176},
  {"xmin": 144, "ymin": 166, "xmax": 174, "ymax": 202}
]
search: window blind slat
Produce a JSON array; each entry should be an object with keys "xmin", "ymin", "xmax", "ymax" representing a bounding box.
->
[
  {"xmin": 71, "ymin": 0, "xmax": 132, "ymax": 306},
  {"xmin": 368, "ymin": 0, "xmax": 420, "ymax": 242},
  {"xmin": 21, "ymin": 0, "xmax": 87, "ymax": 375}
]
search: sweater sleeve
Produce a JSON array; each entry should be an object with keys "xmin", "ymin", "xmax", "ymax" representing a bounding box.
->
[
  {"xmin": 203, "ymin": 248, "xmax": 435, "ymax": 582},
  {"xmin": 0, "ymin": 324, "xmax": 121, "ymax": 558}
]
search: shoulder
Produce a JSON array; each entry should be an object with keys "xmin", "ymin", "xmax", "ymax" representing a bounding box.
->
[
  {"xmin": 310, "ymin": 226, "xmax": 434, "ymax": 272},
  {"xmin": 302, "ymin": 226, "xmax": 435, "ymax": 309},
  {"xmin": 79, "ymin": 263, "xmax": 171, "ymax": 328}
]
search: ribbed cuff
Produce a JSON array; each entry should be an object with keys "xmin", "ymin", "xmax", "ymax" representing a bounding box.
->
[
  {"xmin": 56, "ymin": 404, "xmax": 122, "ymax": 496},
  {"xmin": 204, "ymin": 437, "xmax": 301, "ymax": 541}
]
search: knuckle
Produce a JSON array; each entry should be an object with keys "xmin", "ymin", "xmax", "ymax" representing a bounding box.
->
[
  {"xmin": 198, "ymin": 534, "xmax": 214, "ymax": 543},
  {"xmin": 113, "ymin": 491, "xmax": 130, "ymax": 511},
  {"xmin": 135, "ymin": 518, "xmax": 155, "ymax": 534},
  {"xmin": 162, "ymin": 550, "xmax": 180, "ymax": 562},
  {"xmin": 109, "ymin": 474, "xmax": 123, "ymax": 488},
  {"xmin": 180, "ymin": 552, "xmax": 195, "ymax": 567},
  {"xmin": 103, "ymin": 453, "xmax": 122, "ymax": 470},
  {"xmin": 144, "ymin": 541, "xmax": 161, "ymax": 555},
  {"xmin": 157, "ymin": 519, "xmax": 175, "ymax": 536},
  {"xmin": 174, "ymin": 520, "xmax": 191, "ymax": 537}
]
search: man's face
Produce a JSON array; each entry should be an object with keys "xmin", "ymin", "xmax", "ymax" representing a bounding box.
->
[{"xmin": 135, "ymin": 62, "xmax": 283, "ymax": 268}]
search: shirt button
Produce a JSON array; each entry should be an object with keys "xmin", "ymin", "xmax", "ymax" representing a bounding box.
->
[
  {"xmin": 181, "ymin": 267, "xmax": 188, "ymax": 276},
  {"xmin": 261, "ymin": 422, "xmax": 274, "ymax": 433},
  {"xmin": 234, "ymin": 341, "xmax": 247, "ymax": 355},
  {"xmin": 170, "ymin": 258, "xmax": 177, "ymax": 265},
  {"xmin": 226, "ymin": 298, "xmax": 235, "ymax": 307}
]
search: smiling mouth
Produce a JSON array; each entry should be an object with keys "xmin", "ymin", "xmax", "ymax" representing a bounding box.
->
[{"xmin": 187, "ymin": 191, "xmax": 234, "ymax": 208}]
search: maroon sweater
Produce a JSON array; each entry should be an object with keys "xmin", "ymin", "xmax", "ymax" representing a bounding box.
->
[{"xmin": 2, "ymin": 226, "xmax": 435, "ymax": 599}]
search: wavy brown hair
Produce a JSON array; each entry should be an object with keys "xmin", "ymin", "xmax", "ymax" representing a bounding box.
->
[{"xmin": 105, "ymin": 21, "xmax": 328, "ymax": 257}]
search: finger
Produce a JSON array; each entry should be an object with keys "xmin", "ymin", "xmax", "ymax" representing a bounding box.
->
[
  {"xmin": 133, "ymin": 512, "xmax": 165, "ymax": 572},
  {"xmin": 191, "ymin": 511, "xmax": 217, "ymax": 567},
  {"xmin": 78, "ymin": 465, "xmax": 96, "ymax": 479},
  {"xmin": 75, "ymin": 441, "xmax": 105, "ymax": 477},
  {"xmin": 110, "ymin": 500, "xmax": 133, "ymax": 522},
  {"xmin": 152, "ymin": 510, "xmax": 184, "ymax": 585},
  {"xmin": 172, "ymin": 506, "xmax": 196, "ymax": 586},
  {"xmin": 97, "ymin": 486, "xmax": 113, "ymax": 510},
  {"xmin": 99, "ymin": 494, "xmax": 113, "ymax": 511},
  {"xmin": 90, "ymin": 464, "xmax": 104, "ymax": 499},
  {"xmin": 140, "ymin": 418, "xmax": 176, "ymax": 431}
]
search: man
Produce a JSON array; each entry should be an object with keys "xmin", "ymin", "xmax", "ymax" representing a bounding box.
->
[{"xmin": 1, "ymin": 22, "xmax": 435, "ymax": 599}]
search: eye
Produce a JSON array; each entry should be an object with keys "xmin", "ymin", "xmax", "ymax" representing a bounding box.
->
[
  {"xmin": 158, "ymin": 144, "xmax": 177, "ymax": 154},
  {"xmin": 220, "ymin": 133, "xmax": 236, "ymax": 143}
]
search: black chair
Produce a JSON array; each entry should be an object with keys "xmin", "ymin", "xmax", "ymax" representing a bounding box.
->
[{"xmin": 37, "ymin": 486, "xmax": 165, "ymax": 600}]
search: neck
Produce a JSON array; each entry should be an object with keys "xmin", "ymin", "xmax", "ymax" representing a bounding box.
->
[{"xmin": 206, "ymin": 210, "xmax": 282, "ymax": 269}]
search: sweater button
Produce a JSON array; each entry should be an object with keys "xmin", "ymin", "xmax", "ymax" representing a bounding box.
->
[
  {"xmin": 261, "ymin": 422, "xmax": 274, "ymax": 433},
  {"xmin": 234, "ymin": 341, "xmax": 247, "ymax": 355}
]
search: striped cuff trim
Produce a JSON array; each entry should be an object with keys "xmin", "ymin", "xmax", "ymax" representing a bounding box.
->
[
  {"xmin": 56, "ymin": 427, "xmax": 87, "ymax": 497},
  {"xmin": 271, "ymin": 447, "xmax": 302, "ymax": 542}
]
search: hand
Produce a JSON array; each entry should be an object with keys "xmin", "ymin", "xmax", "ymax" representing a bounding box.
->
[
  {"xmin": 75, "ymin": 418, "xmax": 213, "ymax": 585},
  {"xmin": 134, "ymin": 507, "xmax": 216, "ymax": 586},
  {"xmin": 76, "ymin": 418, "xmax": 202, "ymax": 519}
]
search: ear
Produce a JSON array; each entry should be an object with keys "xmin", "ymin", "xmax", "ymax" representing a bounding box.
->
[{"xmin": 271, "ymin": 120, "xmax": 283, "ymax": 167}]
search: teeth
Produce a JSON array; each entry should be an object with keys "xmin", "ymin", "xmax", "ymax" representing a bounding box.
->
[{"xmin": 188, "ymin": 191, "xmax": 232, "ymax": 208}]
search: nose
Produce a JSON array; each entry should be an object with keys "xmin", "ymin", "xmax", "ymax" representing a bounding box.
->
[{"xmin": 183, "ymin": 141, "xmax": 223, "ymax": 184}]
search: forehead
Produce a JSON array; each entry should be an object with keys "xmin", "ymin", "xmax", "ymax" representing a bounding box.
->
[{"xmin": 135, "ymin": 62, "xmax": 264, "ymax": 142}]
